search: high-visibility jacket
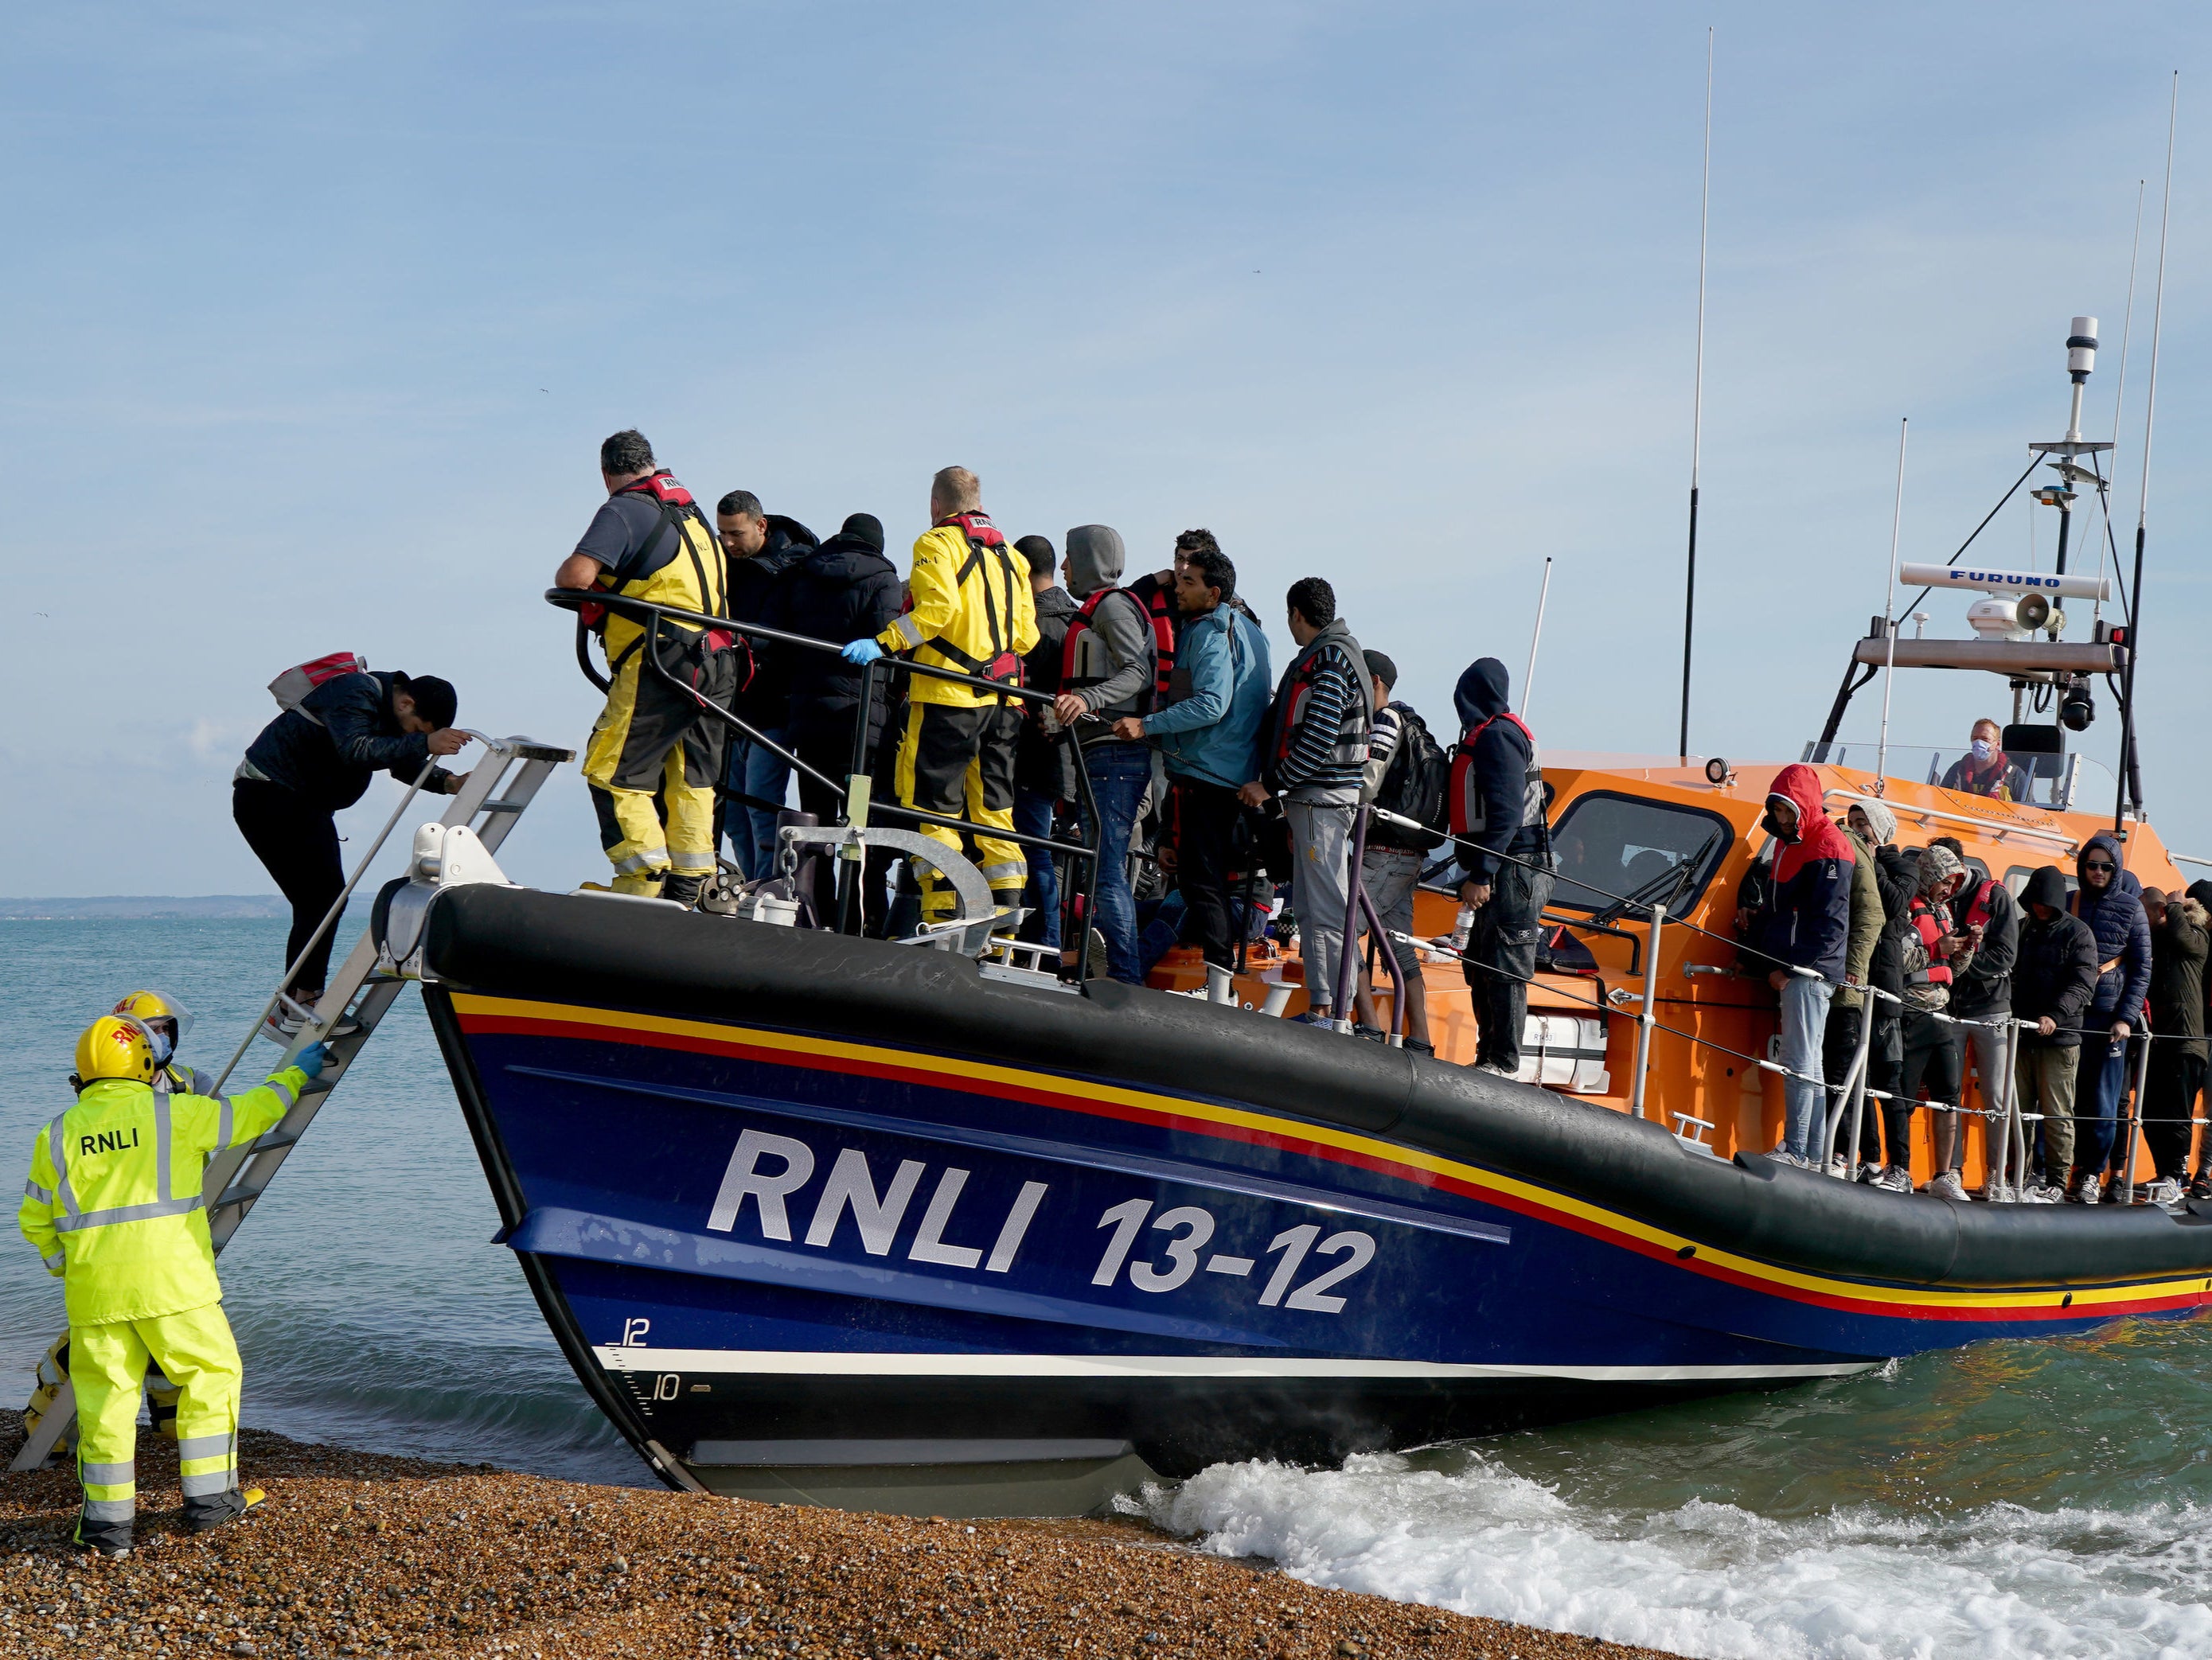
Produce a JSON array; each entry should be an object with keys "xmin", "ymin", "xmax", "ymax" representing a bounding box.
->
[
  {"xmin": 593, "ymin": 472, "xmax": 729, "ymax": 672},
  {"xmin": 874, "ymin": 515, "xmax": 1039, "ymax": 709},
  {"xmin": 18, "ymin": 1067, "xmax": 306, "ymax": 1327}
]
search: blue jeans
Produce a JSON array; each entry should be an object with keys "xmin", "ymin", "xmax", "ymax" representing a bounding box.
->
[
  {"xmin": 1012, "ymin": 787, "xmax": 1061, "ymax": 948},
  {"xmin": 724, "ymin": 728, "xmax": 792, "ymax": 882},
  {"xmin": 1777, "ymin": 976, "xmax": 1834, "ymax": 1159},
  {"xmin": 1079, "ymin": 742, "xmax": 1152, "ymax": 984},
  {"xmin": 2075, "ymin": 1028, "xmax": 2128, "ymax": 1173}
]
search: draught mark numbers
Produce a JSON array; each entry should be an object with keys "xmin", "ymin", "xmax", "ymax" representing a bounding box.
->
[{"xmin": 1092, "ymin": 1201, "xmax": 1375, "ymax": 1314}]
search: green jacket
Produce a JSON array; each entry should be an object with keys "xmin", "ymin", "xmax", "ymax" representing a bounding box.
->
[
  {"xmin": 19, "ymin": 1067, "xmax": 305, "ymax": 1326},
  {"xmin": 1836, "ymin": 826, "xmax": 1884, "ymax": 1011}
]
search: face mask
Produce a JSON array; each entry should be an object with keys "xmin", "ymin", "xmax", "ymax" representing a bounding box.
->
[
  {"xmin": 146, "ymin": 1027, "xmax": 174, "ymax": 1066},
  {"xmin": 1971, "ymin": 738, "xmax": 1994, "ymax": 762}
]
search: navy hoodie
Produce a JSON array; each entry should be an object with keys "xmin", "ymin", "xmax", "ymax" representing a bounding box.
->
[
  {"xmin": 1449, "ymin": 658, "xmax": 1543, "ymax": 879},
  {"xmin": 2070, "ymin": 830, "xmax": 2152, "ymax": 1023}
]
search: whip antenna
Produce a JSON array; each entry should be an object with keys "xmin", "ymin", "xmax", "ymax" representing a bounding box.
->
[
  {"xmin": 2093, "ymin": 179, "xmax": 2146, "ymax": 618},
  {"xmin": 2115, "ymin": 72, "xmax": 2176, "ymax": 834},
  {"xmin": 1873, "ymin": 418, "xmax": 1908, "ymax": 791},
  {"xmin": 1677, "ymin": 25, "xmax": 1713, "ymax": 765},
  {"xmin": 1523, "ymin": 555, "xmax": 1554, "ymax": 719}
]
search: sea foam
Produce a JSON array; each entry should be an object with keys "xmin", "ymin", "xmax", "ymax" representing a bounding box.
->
[{"xmin": 1145, "ymin": 1452, "xmax": 2212, "ymax": 1660}]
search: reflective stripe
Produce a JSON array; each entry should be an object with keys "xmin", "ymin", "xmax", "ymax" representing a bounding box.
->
[
  {"xmin": 180, "ymin": 1470, "xmax": 236, "ymax": 1498},
  {"xmin": 24, "ymin": 1179, "xmax": 53, "ymax": 1205},
  {"xmin": 266, "ymin": 1077, "xmax": 298, "ymax": 1110},
  {"xmin": 42, "ymin": 1250, "xmax": 64, "ymax": 1272},
  {"xmin": 152, "ymin": 1089, "xmax": 171, "ymax": 1202},
  {"xmin": 46, "ymin": 1114, "xmax": 76, "ymax": 1219},
  {"xmin": 178, "ymin": 1434, "xmax": 232, "ymax": 1462},
  {"xmin": 80, "ymin": 1460, "xmax": 134, "ymax": 1485},
  {"xmin": 611, "ymin": 848, "xmax": 669, "ymax": 876},
  {"xmin": 977, "ymin": 860, "xmax": 1027, "ymax": 883},
  {"xmin": 216, "ymin": 1093, "xmax": 232, "ymax": 1148},
  {"xmin": 81, "ymin": 1497, "xmax": 135, "ymax": 1522},
  {"xmin": 891, "ymin": 614, "xmax": 925, "ymax": 649},
  {"xmin": 52, "ymin": 1195, "xmax": 205, "ymax": 1233}
]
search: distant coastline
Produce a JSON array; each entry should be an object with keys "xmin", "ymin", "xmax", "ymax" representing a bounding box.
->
[{"xmin": 0, "ymin": 895, "xmax": 289, "ymax": 920}]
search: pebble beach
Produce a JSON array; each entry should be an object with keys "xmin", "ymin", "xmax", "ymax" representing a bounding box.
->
[{"xmin": 0, "ymin": 1413, "xmax": 1687, "ymax": 1660}]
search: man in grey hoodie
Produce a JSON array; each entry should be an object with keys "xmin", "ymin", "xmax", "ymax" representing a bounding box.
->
[{"xmin": 1051, "ymin": 524, "xmax": 1157, "ymax": 983}]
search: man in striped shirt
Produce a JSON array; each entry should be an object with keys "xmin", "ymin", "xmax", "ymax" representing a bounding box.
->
[{"xmin": 1244, "ymin": 578, "xmax": 1373, "ymax": 1027}]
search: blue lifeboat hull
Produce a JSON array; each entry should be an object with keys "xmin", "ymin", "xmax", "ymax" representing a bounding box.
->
[{"xmin": 414, "ymin": 886, "xmax": 2212, "ymax": 1506}]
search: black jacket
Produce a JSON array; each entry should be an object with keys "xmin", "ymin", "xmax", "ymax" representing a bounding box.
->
[
  {"xmin": 1017, "ymin": 586, "xmax": 1082, "ymax": 798},
  {"xmin": 2011, "ymin": 866, "xmax": 2101, "ymax": 1049},
  {"xmin": 1948, "ymin": 872, "xmax": 2019, "ymax": 1016},
  {"xmin": 2149, "ymin": 898, "xmax": 2210, "ymax": 1060},
  {"xmin": 240, "ymin": 671, "xmax": 452, "ymax": 813},
  {"xmin": 782, "ymin": 526, "xmax": 900, "ymax": 741},
  {"xmin": 728, "ymin": 515, "xmax": 820, "ymax": 726},
  {"xmin": 1866, "ymin": 843, "xmax": 1919, "ymax": 1011}
]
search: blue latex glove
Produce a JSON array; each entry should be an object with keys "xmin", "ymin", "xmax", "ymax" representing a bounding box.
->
[
  {"xmin": 841, "ymin": 637, "xmax": 886, "ymax": 666},
  {"xmin": 295, "ymin": 1041, "xmax": 332, "ymax": 1079}
]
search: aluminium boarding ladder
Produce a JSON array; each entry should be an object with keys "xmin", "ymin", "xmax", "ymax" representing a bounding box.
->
[{"xmin": 10, "ymin": 735, "xmax": 574, "ymax": 1471}]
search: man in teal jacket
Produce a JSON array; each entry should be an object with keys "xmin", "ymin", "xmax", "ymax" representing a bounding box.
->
[{"xmin": 1113, "ymin": 541, "xmax": 1270, "ymax": 968}]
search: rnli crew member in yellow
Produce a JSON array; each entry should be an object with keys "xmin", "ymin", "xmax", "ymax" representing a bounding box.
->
[
  {"xmin": 112, "ymin": 989, "xmax": 209, "ymax": 1096},
  {"xmin": 841, "ymin": 467, "xmax": 1039, "ymax": 924},
  {"xmin": 555, "ymin": 429, "xmax": 742, "ymax": 906},
  {"xmin": 18, "ymin": 1017, "xmax": 329, "ymax": 1557}
]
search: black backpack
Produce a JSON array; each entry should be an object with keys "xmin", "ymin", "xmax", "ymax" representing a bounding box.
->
[{"xmin": 1371, "ymin": 703, "xmax": 1449, "ymax": 851}]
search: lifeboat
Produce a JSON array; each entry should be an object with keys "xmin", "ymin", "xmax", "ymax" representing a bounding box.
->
[{"xmin": 388, "ymin": 325, "xmax": 2212, "ymax": 1514}]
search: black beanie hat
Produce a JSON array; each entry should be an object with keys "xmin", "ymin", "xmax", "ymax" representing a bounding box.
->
[
  {"xmin": 399, "ymin": 674, "xmax": 458, "ymax": 730},
  {"xmin": 841, "ymin": 512, "xmax": 885, "ymax": 553},
  {"xmin": 1014, "ymin": 535, "xmax": 1057, "ymax": 577}
]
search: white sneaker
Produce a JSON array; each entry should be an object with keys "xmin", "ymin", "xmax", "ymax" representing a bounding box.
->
[
  {"xmin": 2144, "ymin": 1177, "xmax": 2184, "ymax": 1206},
  {"xmin": 1875, "ymin": 1165, "xmax": 1914, "ymax": 1194},
  {"xmin": 2024, "ymin": 1181, "xmax": 2066, "ymax": 1204},
  {"xmin": 1927, "ymin": 1171, "xmax": 1970, "ymax": 1202},
  {"xmin": 1475, "ymin": 1062, "xmax": 1518, "ymax": 1078}
]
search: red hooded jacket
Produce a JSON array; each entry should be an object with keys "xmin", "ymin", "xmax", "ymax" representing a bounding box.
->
[{"xmin": 1756, "ymin": 763, "xmax": 1855, "ymax": 980}]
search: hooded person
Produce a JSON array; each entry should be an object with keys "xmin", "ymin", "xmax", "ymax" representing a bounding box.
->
[
  {"xmin": 1012, "ymin": 534, "xmax": 1079, "ymax": 950},
  {"xmin": 1747, "ymin": 764, "xmax": 1853, "ymax": 1163},
  {"xmin": 1828, "ymin": 798, "xmax": 1902, "ymax": 1172},
  {"xmin": 2140, "ymin": 886, "xmax": 2210, "ymax": 1199},
  {"xmin": 1874, "ymin": 843, "xmax": 1972, "ymax": 1198},
  {"xmin": 1445, "ymin": 657, "xmax": 1549, "ymax": 1075},
  {"xmin": 1051, "ymin": 525, "xmax": 1157, "ymax": 984},
  {"xmin": 717, "ymin": 492, "xmax": 822, "ymax": 880},
  {"xmin": 783, "ymin": 512, "xmax": 903, "ymax": 824},
  {"xmin": 2012, "ymin": 863, "xmax": 2100, "ymax": 1199},
  {"xmin": 1929, "ymin": 833, "xmax": 2019, "ymax": 1195},
  {"xmin": 2068, "ymin": 830, "xmax": 2152, "ymax": 1199}
]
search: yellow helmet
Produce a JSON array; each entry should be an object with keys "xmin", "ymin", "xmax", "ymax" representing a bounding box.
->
[{"xmin": 74, "ymin": 1016, "xmax": 156, "ymax": 1085}]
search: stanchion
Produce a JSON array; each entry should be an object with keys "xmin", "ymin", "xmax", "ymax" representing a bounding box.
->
[
  {"xmin": 1629, "ymin": 904, "xmax": 1667, "ymax": 1120},
  {"xmin": 1839, "ymin": 991, "xmax": 1877, "ymax": 1179},
  {"xmin": 2123, "ymin": 1030, "xmax": 2152, "ymax": 1203}
]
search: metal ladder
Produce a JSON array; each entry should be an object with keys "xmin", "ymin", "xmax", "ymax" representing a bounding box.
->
[{"xmin": 11, "ymin": 735, "xmax": 572, "ymax": 1471}]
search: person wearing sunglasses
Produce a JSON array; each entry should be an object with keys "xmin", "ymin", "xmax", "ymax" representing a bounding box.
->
[{"xmin": 2066, "ymin": 832, "xmax": 2152, "ymax": 1203}]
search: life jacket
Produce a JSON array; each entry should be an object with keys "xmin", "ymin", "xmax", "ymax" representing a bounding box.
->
[
  {"xmin": 1125, "ymin": 571, "xmax": 1180, "ymax": 703},
  {"xmin": 1959, "ymin": 875, "xmax": 1998, "ymax": 934},
  {"xmin": 911, "ymin": 512, "xmax": 1026, "ymax": 698},
  {"xmin": 588, "ymin": 472, "xmax": 737, "ymax": 672},
  {"xmin": 1266, "ymin": 633, "xmax": 1371, "ymax": 781},
  {"xmin": 1906, "ymin": 898, "xmax": 1953, "ymax": 988},
  {"xmin": 1449, "ymin": 711, "xmax": 1548, "ymax": 852},
  {"xmin": 1058, "ymin": 586, "xmax": 1154, "ymax": 716}
]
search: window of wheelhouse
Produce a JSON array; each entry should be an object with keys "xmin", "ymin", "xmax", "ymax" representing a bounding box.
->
[{"xmin": 1547, "ymin": 790, "xmax": 1736, "ymax": 914}]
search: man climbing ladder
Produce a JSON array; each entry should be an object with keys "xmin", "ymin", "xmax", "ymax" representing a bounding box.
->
[{"xmin": 18, "ymin": 1015, "xmax": 329, "ymax": 1556}]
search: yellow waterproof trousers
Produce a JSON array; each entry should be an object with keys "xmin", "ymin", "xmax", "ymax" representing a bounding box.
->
[
  {"xmin": 582, "ymin": 646, "xmax": 729, "ymax": 894},
  {"xmin": 72, "ymin": 1300, "xmax": 243, "ymax": 1545},
  {"xmin": 890, "ymin": 700, "xmax": 1026, "ymax": 922}
]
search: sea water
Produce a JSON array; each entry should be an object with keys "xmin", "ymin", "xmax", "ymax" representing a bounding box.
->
[{"xmin": 7, "ymin": 920, "xmax": 2211, "ymax": 1654}]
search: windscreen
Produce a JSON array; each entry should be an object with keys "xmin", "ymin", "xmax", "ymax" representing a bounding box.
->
[{"xmin": 1549, "ymin": 792, "xmax": 1734, "ymax": 914}]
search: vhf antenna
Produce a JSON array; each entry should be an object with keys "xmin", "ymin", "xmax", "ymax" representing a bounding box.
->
[{"xmin": 1676, "ymin": 25, "xmax": 1713, "ymax": 766}]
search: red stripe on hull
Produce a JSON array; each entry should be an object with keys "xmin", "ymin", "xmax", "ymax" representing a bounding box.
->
[{"xmin": 457, "ymin": 1010, "xmax": 2212, "ymax": 1327}]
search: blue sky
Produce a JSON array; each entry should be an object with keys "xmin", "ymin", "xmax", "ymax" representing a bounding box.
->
[{"xmin": 2, "ymin": 2, "xmax": 2207, "ymax": 894}]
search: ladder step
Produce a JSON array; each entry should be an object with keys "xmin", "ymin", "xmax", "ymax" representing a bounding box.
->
[
  {"xmin": 250, "ymin": 1128, "xmax": 304, "ymax": 1151},
  {"xmin": 477, "ymin": 799, "xmax": 529, "ymax": 813},
  {"xmin": 213, "ymin": 1185, "xmax": 266, "ymax": 1212}
]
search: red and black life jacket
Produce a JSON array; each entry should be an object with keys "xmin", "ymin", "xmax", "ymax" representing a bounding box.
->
[
  {"xmin": 1959, "ymin": 876, "xmax": 1998, "ymax": 934},
  {"xmin": 1058, "ymin": 586, "xmax": 1155, "ymax": 715},
  {"xmin": 1266, "ymin": 637, "xmax": 1371, "ymax": 778},
  {"xmin": 1449, "ymin": 711, "xmax": 1545, "ymax": 838},
  {"xmin": 1124, "ymin": 571, "xmax": 1180, "ymax": 703},
  {"xmin": 1907, "ymin": 898, "xmax": 1953, "ymax": 987},
  {"xmin": 926, "ymin": 512, "xmax": 1026, "ymax": 692}
]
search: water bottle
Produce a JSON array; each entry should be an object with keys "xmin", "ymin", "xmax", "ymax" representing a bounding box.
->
[{"xmin": 1447, "ymin": 904, "xmax": 1475, "ymax": 953}]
